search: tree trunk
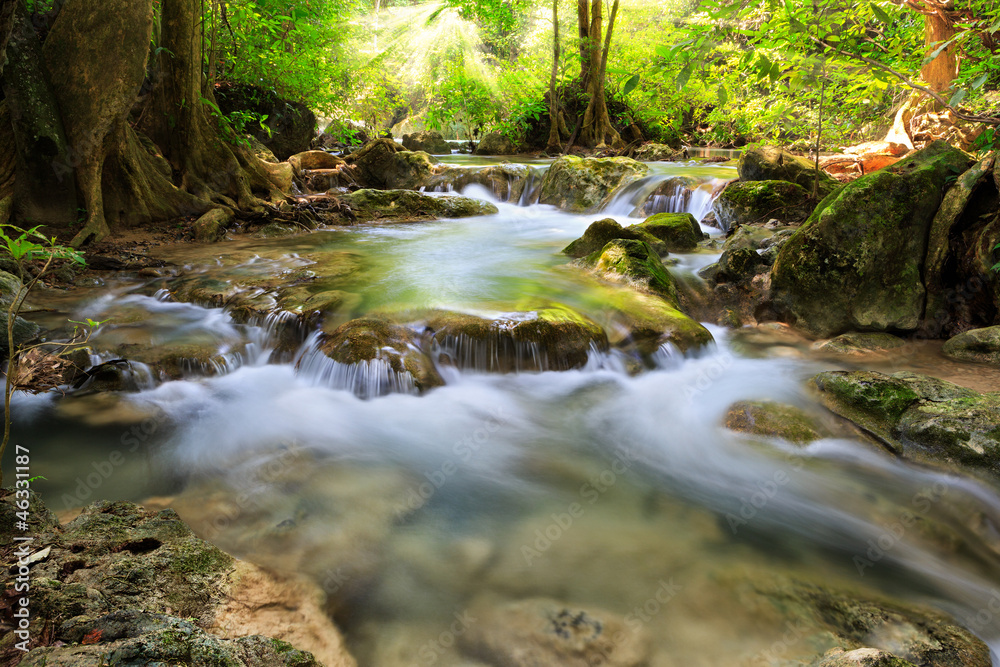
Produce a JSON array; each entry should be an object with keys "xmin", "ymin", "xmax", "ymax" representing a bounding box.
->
[
  {"xmin": 578, "ymin": 0, "xmax": 621, "ymax": 149},
  {"xmin": 577, "ymin": 0, "xmax": 590, "ymax": 88},
  {"xmin": 546, "ymin": 0, "xmax": 561, "ymax": 153},
  {"xmin": 922, "ymin": 13, "xmax": 957, "ymax": 94},
  {"xmin": 2, "ymin": 0, "xmax": 77, "ymax": 226}
]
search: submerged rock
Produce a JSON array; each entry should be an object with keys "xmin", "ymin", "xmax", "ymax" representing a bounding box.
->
[
  {"xmin": 627, "ymin": 212, "xmax": 704, "ymax": 252},
  {"xmin": 813, "ymin": 370, "xmax": 1000, "ymax": 477},
  {"xmin": 724, "ymin": 400, "xmax": 825, "ymax": 444},
  {"xmin": 739, "ymin": 145, "xmax": 842, "ymax": 199},
  {"xmin": 401, "ymin": 130, "xmax": 451, "ymax": 154},
  {"xmin": 942, "ymin": 326, "xmax": 1000, "ymax": 364},
  {"xmin": 427, "ymin": 309, "xmax": 608, "ymax": 372},
  {"xmin": 771, "ymin": 141, "xmax": 975, "ymax": 337},
  {"xmin": 539, "ymin": 156, "xmax": 647, "ymax": 213},
  {"xmin": 474, "ymin": 131, "xmax": 518, "ymax": 155},
  {"xmin": 459, "ymin": 597, "xmax": 649, "ymax": 667},
  {"xmin": 815, "ymin": 332, "xmax": 907, "ymax": 356},
  {"xmin": 712, "ymin": 179, "xmax": 813, "ymax": 229},
  {"xmin": 335, "ymin": 189, "xmax": 498, "ymax": 223}
]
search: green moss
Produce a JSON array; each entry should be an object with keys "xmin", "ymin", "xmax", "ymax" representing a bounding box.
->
[
  {"xmin": 585, "ymin": 239, "xmax": 680, "ymax": 305},
  {"xmin": 628, "ymin": 212, "xmax": 703, "ymax": 251},
  {"xmin": 169, "ymin": 541, "xmax": 234, "ymax": 576},
  {"xmin": 725, "ymin": 400, "xmax": 824, "ymax": 444}
]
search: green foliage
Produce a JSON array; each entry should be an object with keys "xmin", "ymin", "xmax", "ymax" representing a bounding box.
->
[
  {"xmin": 425, "ymin": 64, "xmax": 498, "ymax": 140},
  {"xmin": 0, "ymin": 225, "xmax": 85, "ymax": 269}
]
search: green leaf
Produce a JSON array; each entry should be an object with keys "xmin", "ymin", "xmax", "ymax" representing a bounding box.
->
[
  {"xmin": 971, "ymin": 73, "xmax": 989, "ymax": 90},
  {"xmin": 870, "ymin": 3, "xmax": 891, "ymax": 24},
  {"xmin": 717, "ymin": 85, "xmax": 729, "ymax": 106},
  {"xmin": 623, "ymin": 74, "xmax": 640, "ymax": 97},
  {"xmin": 948, "ymin": 88, "xmax": 966, "ymax": 107},
  {"xmin": 675, "ymin": 64, "xmax": 692, "ymax": 91},
  {"xmin": 655, "ymin": 44, "xmax": 672, "ymax": 59}
]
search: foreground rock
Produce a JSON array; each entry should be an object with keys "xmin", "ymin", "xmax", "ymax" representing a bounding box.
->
[
  {"xmin": 629, "ymin": 212, "xmax": 704, "ymax": 251},
  {"xmin": 813, "ymin": 370, "xmax": 1000, "ymax": 478},
  {"xmin": 539, "ymin": 156, "xmax": 647, "ymax": 212},
  {"xmin": 345, "ymin": 138, "xmax": 439, "ymax": 190},
  {"xmin": 712, "ymin": 180, "xmax": 813, "ymax": 229},
  {"xmin": 401, "ymin": 130, "xmax": 451, "ymax": 154},
  {"xmin": 585, "ymin": 239, "xmax": 680, "ymax": 304},
  {"xmin": 942, "ymin": 326, "xmax": 1000, "ymax": 365},
  {"xmin": 0, "ymin": 492, "xmax": 354, "ymax": 666},
  {"xmin": 724, "ymin": 400, "xmax": 826, "ymax": 444},
  {"xmin": 739, "ymin": 145, "xmax": 842, "ymax": 199},
  {"xmin": 334, "ymin": 189, "xmax": 498, "ymax": 223},
  {"xmin": 771, "ymin": 141, "xmax": 975, "ymax": 337}
]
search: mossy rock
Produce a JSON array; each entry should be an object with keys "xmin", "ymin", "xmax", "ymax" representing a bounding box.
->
[
  {"xmin": 712, "ymin": 179, "xmax": 814, "ymax": 229},
  {"xmin": 632, "ymin": 143, "xmax": 687, "ymax": 161},
  {"xmin": 739, "ymin": 146, "xmax": 841, "ymax": 199},
  {"xmin": 583, "ymin": 238, "xmax": 681, "ymax": 305},
  {"xmin": 942, "ymin": 326, "xmax": 1000, "ymax": 364},
  {"xmin": 426, "ymin": 309, "xmax": 608, "ymax": 372},
  {"xmin": 318, "ymin": 318, "xmax": 441, "ymax": 392},
  {"xmin": 724, "ymin": 400, "xmax": 825, "ymax": 444},
  {"xmin": 771, "ymin": 141, "xmax": 975, "ymax": 337},
  {"xmin": 402, "ymin": 130, "xmax": 452, "ymax": 154},
  {"xmin": 816, "ymin": 332, "xmax": 907, "ymax": 355},
  {"xmin": 423, "ymin": 163, "xmax": 530, "ymax": 202},
  {"xmin": 813, "ymin": 370, "xmax": 1000, "ymax": 477},
  {"xmin": 627, "ymin": 212, "xmax": 704, "ymax": 252},
  {"xmin": 814, "ymin": 648, "xmax": 917, "ymax": 667},
  {"xmin": 474, "ymin": 132, "xmax": 518, "ymax": 155},
  {"xmin": 563, "ymin": 218, "xmax": 662, "ymax": 258},
  {"xmin": 337, "ymin": 189, "xmax": 497, "ymax": 223},
  {"xmin": 348, "ymin": 138, "xmax": 439, "ymax": 189},
  {"xmin": 539, "ymin": 155, "xmax": 648, "ymax": 213}
]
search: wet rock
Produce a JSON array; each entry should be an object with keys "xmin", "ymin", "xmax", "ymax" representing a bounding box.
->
[
  {"xmin": 317, "ymin": 317, "xmax": 442, "ymax": 392},
  {"xmin": 814, "ymin": 647, "xmax": 917, "ymax": 666},
  {"xmin": 459, "ymin": 597, "xmax": 649, "ymax": 667},
  {"xmin": 563, "ymin": 218, "xmax": 649, "ymax": 259},
  {"xmin": 252, "ymin": 222, "xmax": 301, "ymax": 239},
  {"xmin": 347, "ymin": 138, "xmax": 438, "ymax": 190},
  {"xmin": 0, "ymin": 493, "xmax": 354, "ymax": 666},
  {"xmin": 771, "ymin": 141, "xmax": 975, "ymax": 337},
  {"xmin": 192, "ymin": 207, "xmax": 234, "ymax": 242},
  {"xmin": 739, "ymin": 146, "xmax": 842, "ymax": 199},
  {"xmin": 402, "ymin": 130, "xmax": 452, "ymax": 154},
  {"xmin": 816, "ymin": 332, "xmax": 907, "ymax": 356},
  {"xmin": 112, "ymin": 341, "xmax": 244, "ymax": 380},
  {"xmin": 712, "ymin": 180, "xmax": 813, "ymax": 229},
  {"xmin": 632, "ymin": 142, "xmax": 687, "ymax": 161},
  {"xmin": 474, "ymin": 132, "xmax": 518, "ymax": 155},
  {"xmin": 813, "ymin": 370, "xmax": 1000, "ymax": 477},
  {"xmin": 426, "ymin": 309, "xmax": 608, "ymax": 372},
  {"xmin": 942, "ymin": 326, "xmax": 1000, "ymax": 364},
  {"xmin": 627, "ymin": 212, "xmax": 704, "ymax": 252},
  {"xmin": 636, "ymin": 175, "xmax": 702, "ymax": 217},
  {"xmin": 335, "ymin": 189, "xmax": 498, "ymax": 223},
  {"xmin": 585, "ymin": 239, "xmax": 680, "ymax": 304},
  {"xmin": 539, "ymin": 156, "xmax": 647, "ymax": 213},
  {"xmin": 724, "ymin": 400, "xmax": 825, "ymax": 444}
]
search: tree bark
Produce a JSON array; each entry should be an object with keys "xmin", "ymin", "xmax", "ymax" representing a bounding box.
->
[
  {"xmin": 922, "ymin": 12, "xmax": 957, "ymax": 94},
  {"xmin": 546, "ymin": 0, "xmax": 561, "ymax": 153},
  {"xmin": 577, "ymin": 0, "xmax": 590, "ymax": 88},
  {"xmin": 578, "ymin": 0, "xmax": 621, "ymax": 149},
  {"xmin": 2, "ymin": 0, "xmax": 77, "ymax": 226}
]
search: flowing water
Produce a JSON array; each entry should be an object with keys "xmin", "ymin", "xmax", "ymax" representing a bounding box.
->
[{"xmin": 8, "ymin": 156, "xmax": 1000, "ymax": 666}]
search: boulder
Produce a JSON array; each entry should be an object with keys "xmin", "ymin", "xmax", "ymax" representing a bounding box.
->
[
  {"xmin": 317, "ymin": 318, "xmax": 442, "ymax": 393},
  {"xmin": 335, "ymin": 189, "xmax": 498, "ymax": 223},
  {"xmin": 585, "ymin": 239, "xmax": 680, "ymax": 304},
  {"xmin": 288, "ymin": 150, "xmax": 344, "ymax": 176},
  {"xmin": 739, "ymin": 145, "xmax": 842, "ymax": 199},
  {"xmin": 422, "ymin": 163, "xmax": 531, "ymax": 202},
  {"xmin": 0, "ymin": 494, "xmax": 355, "ymax": 667},
  {"xmin": 724, "ymin": 400, "xmax": 826, "ymax": 444},
  {"xmin": 632, "ymin": 142, "xmax": 687, "ymax": 161},
  {"xmin": 215, "ymin": 83, "xmax": 316, "ymax": 160},
  {"xmin": 813, "ymin": 370, "xmax": 1000, "ymax": 477},
  {"xmin": 815, "ymin": 332, "xmax": 907, "ymax": 356},
  {"xmin": 402, "ymin": 130, "xmax": 452, "ymax": 154},
  {"xmin": 712, "ymin": 180, "xmax": 813, "ymax": 229},
  {"xmin": 627, "ymin": 212, "xmax": 704, "ymax": 251},
  {"xmin": 426, "ymin": 309, "xmax": 608, "ymax": 372},
  {"xmin": 474, "ymin": 131, "xmax": 518, "ymax": 155},
  {"xmin": 942, "ymin": 326, "xmax": 1000, "ymax": 364},
  {"xmin": 563, "ymin": 218, "xmax": 650, "ymax": 259},
  {"xmin": 814, "ymin": 647, "xmax": 916, "ymax": 666},
  {"xmin": 539, "ymin": 156, "xmax": 648, "ymax": 213},
  {"xmin": 346, "ymin": 138, "xmax": 438, "ymax": 190},
  {"xmin": 459, "ymin": 597, "xmax": 649, "ymax": 667},
  {"xmin": 191, "ymin": 207, "xmax": 233, "ymax": 242},
  {"xmin": 771, "ymin": 141, "xmax": 975, "ymax": 337}
]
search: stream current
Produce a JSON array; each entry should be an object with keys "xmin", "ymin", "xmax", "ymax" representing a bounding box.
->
[{"xmin": 9, "ymin": 156, "xmax": 1000, "ymax": 666}]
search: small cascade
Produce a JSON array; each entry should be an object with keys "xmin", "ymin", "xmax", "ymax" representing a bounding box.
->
[
  {"xmin": 517, "ymin": 167, "xmax": 544, "ymax": 206},
  {"xmin": 432, "ymin": 333, "xmax": 548, "ymax": 373},
  {"xmin": 293, "ymin": 332, "xmax": 418, "ymax": 398}
]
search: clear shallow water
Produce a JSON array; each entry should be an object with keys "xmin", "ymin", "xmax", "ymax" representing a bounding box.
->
[{"xmin": 8, "ymin": 158, "xmax": 1000, "ymax": 666}]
